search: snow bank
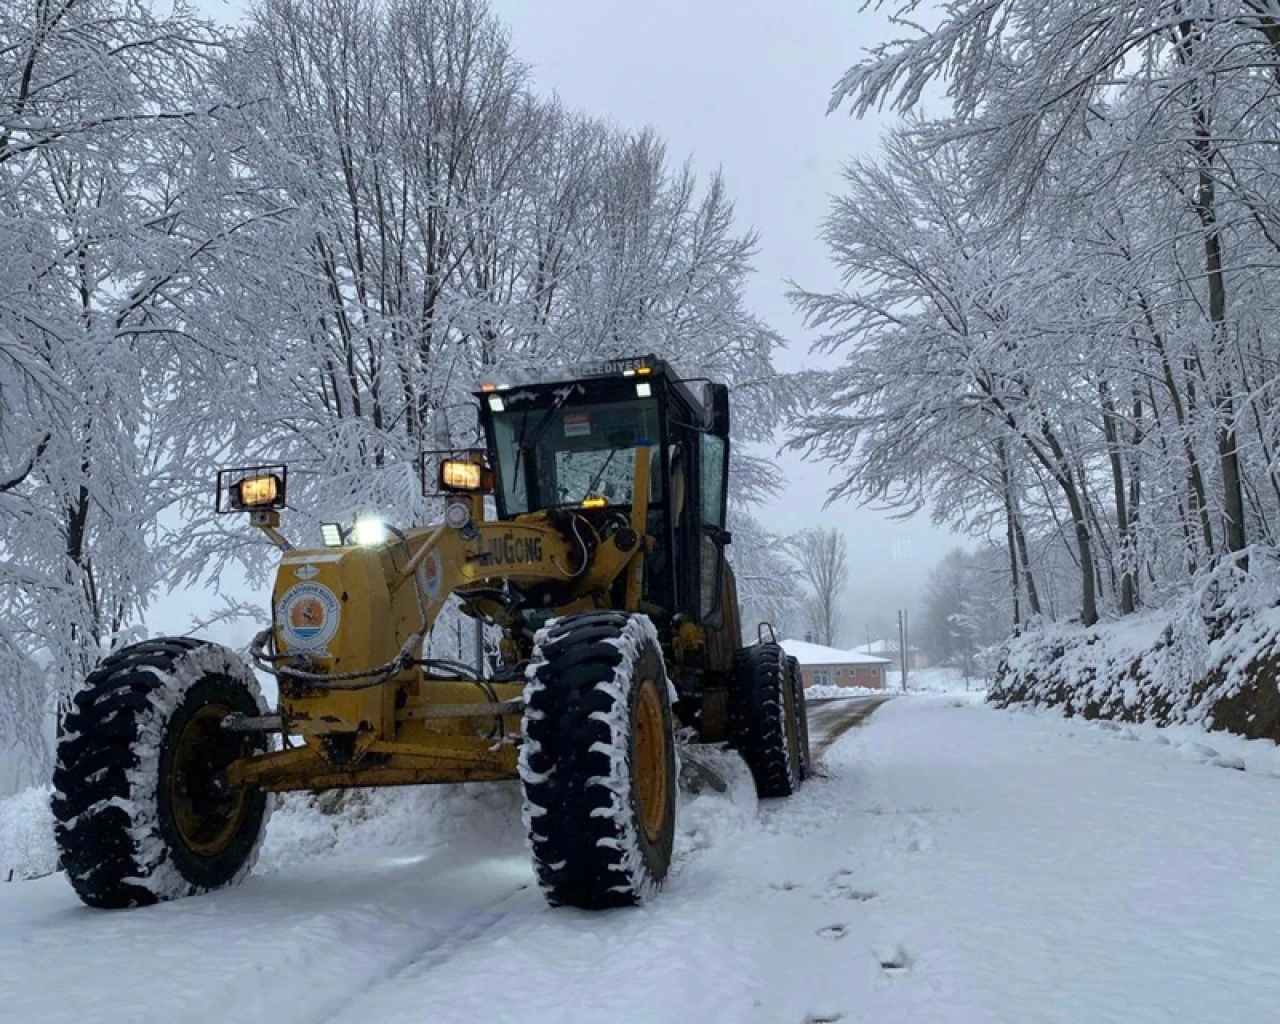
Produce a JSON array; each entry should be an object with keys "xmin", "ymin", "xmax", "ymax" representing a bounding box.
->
[
  {"xmin": 805, "ymin": 684, "xmax": 885, "ymax": 699},
  {"xmin": 260, "ymin": 782, "xmax": 525, "ymax": 872},
  {"xmin": 991, "ymin": 553, "xmax": 1280, "ymax": 740},
  {"xmin": 0, "ymin": 777, "xmax": 525, "ymax": 884},
  {"xmin": 2, "ymin": 738, "xmax": 747, "ymax": 885}
]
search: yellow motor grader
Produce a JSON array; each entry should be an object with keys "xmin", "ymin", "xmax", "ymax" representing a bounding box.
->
[{"xmin": 52, "ymin": 355, "xmax": 809, "ymax": 910}]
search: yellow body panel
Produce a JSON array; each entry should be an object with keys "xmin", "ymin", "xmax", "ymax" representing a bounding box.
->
[{"xmin": 235, "ymin": 449, "xmax": 656, "ymax": 792}]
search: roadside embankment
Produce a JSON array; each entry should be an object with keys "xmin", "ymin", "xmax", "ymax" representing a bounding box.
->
[{"xmin": 990, "ymin": 555, "xmax": 1280, "ymax": 741}]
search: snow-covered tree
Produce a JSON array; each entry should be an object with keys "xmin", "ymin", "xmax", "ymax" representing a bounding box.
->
[
  {"xmin": 793, "ymin": 0, "xmax": 1280, "ymax": 632},
  {"xmin": 0, "ymin": 0, "xmax": 785, "ymax": 787}
]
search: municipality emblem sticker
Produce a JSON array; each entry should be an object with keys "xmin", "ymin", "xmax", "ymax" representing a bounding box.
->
[
  {"xmin": 278, "ymin": 582, "xmax": 341, "ymax": 651},
  {"xmin": 422, "ymin": 548, "xmax": 444, "ymax": 603}
]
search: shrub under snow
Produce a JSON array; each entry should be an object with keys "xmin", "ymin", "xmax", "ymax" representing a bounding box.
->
[{"xmin": 0, "ymin": 787, "xmax": 58, "ymax": 881}]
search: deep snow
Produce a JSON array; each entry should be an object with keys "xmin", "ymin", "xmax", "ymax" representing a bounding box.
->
[{"xmin": 5, "ymin": 696, "xmax": 1280, "ymax": 1022}]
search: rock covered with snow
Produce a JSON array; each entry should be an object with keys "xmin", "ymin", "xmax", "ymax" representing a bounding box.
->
[{"xmin": 991, "ymin": 557, "xmax": 1280, "ymax": 741}]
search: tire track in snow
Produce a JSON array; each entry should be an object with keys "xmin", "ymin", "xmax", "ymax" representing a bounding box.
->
[
  {"xmin": 304, "ymin": 882, "xmax": 535, "ymax": 1024},
  {"xmin": 806, "ymin": 696, "xmax": 893, "ymax": 761}
]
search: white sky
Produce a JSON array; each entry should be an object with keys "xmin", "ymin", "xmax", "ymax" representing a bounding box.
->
[{"xmin": 188, "ymin": 0, "xmax": 960, "ymax": 643}]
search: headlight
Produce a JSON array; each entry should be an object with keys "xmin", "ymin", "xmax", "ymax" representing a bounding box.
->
[
  {"xmin": 319, "ymin": 522, "xmax": 344, "ymax": 547},
  {"xmin": 216, "ymin": 464, "xmax": 288, "ymax": 514},
  {"xmin": 439, "ymin": 457, "xmax": 492, "ymax": 493},
  {"xmin": 441, "ymin": 460, "xmax": 482, "ymax": 490},
  {"xmin": 353, "ymin": 517, "xmax": 387, "ymax": 546},
  {"xmin": 233, "ymin": 474, "xmax": 281, "ymax": 509}
]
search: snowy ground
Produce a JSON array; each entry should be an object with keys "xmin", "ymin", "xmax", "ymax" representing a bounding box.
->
[
  {"xmin": 805, "ymin": 667, "xmax": 983, "ymax": 701},
  {"xmin": 895, "ymin": 666, "xmax": 985, "ymax": 694},
  {"xmin": 6, "ymin": 695, "xmax": 1280, "ymax": 1022}
]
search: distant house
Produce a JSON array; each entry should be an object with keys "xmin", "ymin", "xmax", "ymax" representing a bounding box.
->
[
  {"xmin": 855, "ymin": 639, "xmax": 928, "ymax": 671},
  {"xmin": 781, "ymin": 638, "xmax": 891, "ymax": 690}
]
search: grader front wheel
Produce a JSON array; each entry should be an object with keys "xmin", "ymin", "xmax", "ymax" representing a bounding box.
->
[
  {"xmin": 52, "ymin": 639, "xmax": 271, "ymax": 908},
  {"xmin": 520, "ymin": 611, "xmax": 677, "ymax": 909}
]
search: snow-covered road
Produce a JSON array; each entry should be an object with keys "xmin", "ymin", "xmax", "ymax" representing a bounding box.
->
[{"xmin": 5, "ymin": 694, "xmax": 1280, "ymax": 1023}]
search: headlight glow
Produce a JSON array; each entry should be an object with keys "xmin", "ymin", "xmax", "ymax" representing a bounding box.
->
[
  {"xmin": 235, "ymin": 474, "xmax": 280, "ymax": 508},
  {"xmin": 353, "ymin": 517, "xmax": 387, "ymax": 546},
  {"xmin": 441, "ymin": 460, "xmax": 483, "ymax": 491}
]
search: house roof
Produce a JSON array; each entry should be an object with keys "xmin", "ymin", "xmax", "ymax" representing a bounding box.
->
[{"xmin": 781, "ymin": 639, "xmax": 891, "ymax": 667}]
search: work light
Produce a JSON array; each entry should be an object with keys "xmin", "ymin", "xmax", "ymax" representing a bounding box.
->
[
  {"xmin": 216, "ymin": 464, "xmax": 289, "ymax": 513},
  {"xmin": 439, "ymin": 457, "xmax": 492, "ymax": 493},
  {"xmin": 353, "ymin": 517, "xmax": 387, "ymax": 546}
]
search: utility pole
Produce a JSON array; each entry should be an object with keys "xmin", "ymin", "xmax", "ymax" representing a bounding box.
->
[{"xmin": 898, "ymin": 609, "xmax": 908, "ymax": 692}]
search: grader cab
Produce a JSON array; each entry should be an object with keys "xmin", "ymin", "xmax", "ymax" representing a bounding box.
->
[{"xmin": 52, "ymin": 355, "xmax": 809, "ymax": 911}]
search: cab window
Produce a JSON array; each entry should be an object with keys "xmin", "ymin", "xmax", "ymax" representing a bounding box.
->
[{"xmin": 700, "ymin": 434, "xmax": 727, "ymax": 529}]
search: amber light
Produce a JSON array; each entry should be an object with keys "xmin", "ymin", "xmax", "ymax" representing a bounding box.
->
[
  {"xmin": 581, "ymin": 495, "xmax": 608, "ymax": 509},
  {"xmin": 235, "ymin": 475, "xmax": 280, "ymax": 508},
  {"xmin": 441, "ymin": 459, "xmax": 484, "ymax": 491}
]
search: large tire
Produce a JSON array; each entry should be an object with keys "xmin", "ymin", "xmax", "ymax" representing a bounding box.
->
[
  {"xmin": 520, "ymin": 611, "xmax": 677, "ymax": 909},
  {"xmin": 731, "ymin": 643, "xmax": 801, "ymax": 798},
  {"xmin": 52, "ymin": 639, "xmax": 272, "ymax": 909},
  {"xmin": 786, "ymin": 656, "xmax": 813, "ymax": 781}
]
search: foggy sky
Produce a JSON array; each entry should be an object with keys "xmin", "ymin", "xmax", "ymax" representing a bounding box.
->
[{"xmin": 184, "ymin": 0, "xmax": 961, "ymax": 645}]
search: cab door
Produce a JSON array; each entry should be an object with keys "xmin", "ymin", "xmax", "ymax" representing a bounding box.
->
[{"xmin": 698, "ymin": 431, "xmax": 730, "ymax": 623}]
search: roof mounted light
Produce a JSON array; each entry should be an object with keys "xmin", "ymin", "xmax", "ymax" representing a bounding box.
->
[{"xmin": 216, "ymin": 464, "xmax": 288, "ymax": 514}]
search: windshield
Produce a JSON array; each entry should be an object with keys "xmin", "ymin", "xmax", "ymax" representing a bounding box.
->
[{"xmin": 491, "ymin": 399, "xmax": 663, "ymax": 515}]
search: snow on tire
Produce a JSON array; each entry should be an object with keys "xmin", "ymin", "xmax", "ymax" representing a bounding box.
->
[
  {"xmin": 731, "ymin": 643, "xmax": 802, "ymax": 798},
  {"xmin": 52, "ymin": 638, "xmax": 272, "ymax": 909},
  {"xmin": 786, "ymin": 655, "xmax": 813, "ymax": 781},
  {"xmin": 519, "ymin": 611, "xmax": 677, "ymax": 909}
]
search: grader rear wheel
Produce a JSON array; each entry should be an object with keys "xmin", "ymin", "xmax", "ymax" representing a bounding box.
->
[
  {"xmin": 730, "ymin": 642, "xmax": 802, "ymax": 798},
  {"xmin": 786, "ymin": 656, "xmax": 813, "ymax": 780},
  {"xmin": 520, "ymin": 611, "xmax": 677, "ymax": 909}
]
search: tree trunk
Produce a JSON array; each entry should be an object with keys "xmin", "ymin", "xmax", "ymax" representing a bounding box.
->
[
  {"xmin": 1179, "ymin": 19, "xmax": 1247, "ymax": 562},
  {"xmin": 1099, "ymin": 378, "xmax": 1135, "ymax": 613}
]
